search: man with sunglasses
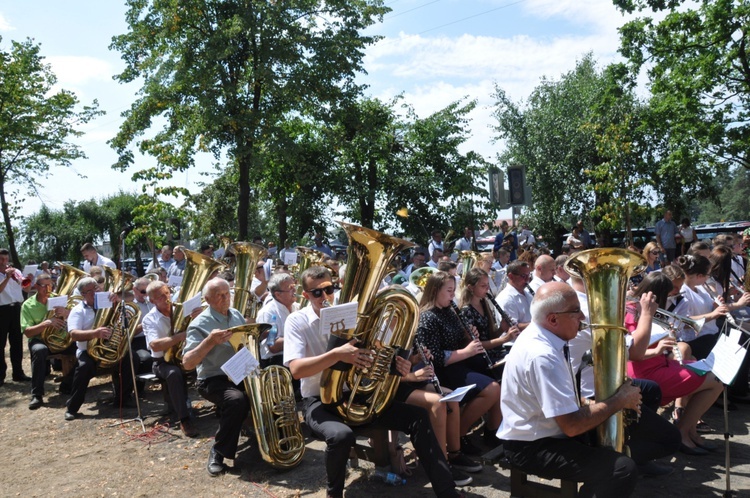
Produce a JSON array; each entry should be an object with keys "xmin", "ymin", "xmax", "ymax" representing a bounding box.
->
[
  {"xmin": 284, "ymin": 266, "xmax": 461, "ymax": 498},
  {"xmin": 130, "ymin": 277, "xmax": 155, "ymax": 397},
  {"xmin": 499, "ymin": 282, "xmax": 642, "ymax": 498},
  {"xmin": 495, "ymin": 260, "xmax": 534, "ymax": 331},
  {"xmin": 21, "ymin": 273, "xmax": 75, "ymax": 409}
]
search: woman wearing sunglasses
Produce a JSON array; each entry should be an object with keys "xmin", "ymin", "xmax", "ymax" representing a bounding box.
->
[{"xmin": 415, "ymin": 271, "xmax": 502, "ymax": 457}]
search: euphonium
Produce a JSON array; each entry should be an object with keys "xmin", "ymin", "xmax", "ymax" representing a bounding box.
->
[
  {"xmin": 227, "ymin": 242, "xmax": 267, "ymax": 319},
  {"xmin": 54, "ymin": 262, "xmax": 88, "ymax": 295},
  {"xmin": 319, "ymin": 221, "xmax": 419, "ymax": 425},
  {"xmin": 294, "ymin": 246, "xmax": 327, "ymax": 306},
  {"xmin": 228, "ymin": 323, "xmax": 305, "ymax": 469},
  {"xmin": 166, "ymin": 247, "xmax": 225, "ymax": 366},
  {"xmin": 564, "ymin": 248, "xmax": 645, "ymax": 453},
  {"xmin": 458, "ymin": 250, "xmax": 482, "ymax": 290},
  {"xmin": 41, "ymin": 296, "xmax": 82, "ymax": 353}
]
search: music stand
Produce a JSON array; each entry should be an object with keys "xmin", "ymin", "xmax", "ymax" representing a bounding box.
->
[{"xmin": 110, "ymin": 226, "xmax": 147, "ymax": 432}]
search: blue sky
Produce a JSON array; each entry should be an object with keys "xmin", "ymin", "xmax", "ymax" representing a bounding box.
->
[{"xmin": 0, "ymin": 0, "xmax": 634, "ymax": 222}]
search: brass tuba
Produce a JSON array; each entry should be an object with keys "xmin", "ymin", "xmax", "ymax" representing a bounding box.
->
[
  {"xmin": 227, "ymin": 242, "xmax": 267, "ymax": 319},
  {"xmin": 87, "ymin": 268, "xmax": 141, "ymax": 369},
  {"xmin": 165, "ymin": 247, "xmax": 225, "ymax": 366},
  {"xmin": 294, "ymin": 246, "xmax": 327, "ymax": 307},
  {"xmin": 319, "ymin": 221, "xmax": 419, "ymax": 425},
  {"xmin": 40, "ymin": 263, "xmax": 88, "ymax": 353},
  {"xmin": 564, "ymin": 248, "xmax": 646, "ymax": 453},
  {"xmin": 228, "ymin": 324, "xmax": 306, "ymax": 469}
]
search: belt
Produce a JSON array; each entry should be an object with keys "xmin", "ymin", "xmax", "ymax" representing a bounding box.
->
[{"xmin": 0, "ymin": 303, "xmax": 20, "ymax": 308}]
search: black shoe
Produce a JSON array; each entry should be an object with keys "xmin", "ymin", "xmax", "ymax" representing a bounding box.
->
[
  {"xmin": 13, "ymin": 373, "xmax": 31, "ymax": 382},
  {"xmin": 694, "ymin": 439, "xmax": 719, "ymax": 452},
  {"xmin": 207, "ymin": 446, "xmax": 226, "ymax": 476},
  {"xmin": 449, "ymin": 464, "xmax": 473, "ymax": 486},
  {"xmin": 449, "ymin": 451, "xmax": 483, "ymax": 473},
  {"xmin": 679, "ymin": 443, "xmax": 709, "ymax": 456},
  {"xmin": 58, "ymin": 384, "xmax": 72, "ymax": 395},
  {"xmin": 637, "ymin": 461, "xmax": 674, "ymax": 477},
  {"xmin": 483, "ymin": 427, "xmax": 502, "ymax": 447},
  {"xmin": 460, "ymin": 435, "xmax": 482, "ymax": 456},
  {"xmin": 29, "ymin": 396, "xmax": 43, "ymax": 410},
  {"xmin": 64, "ymin": 411, "xmax": 77, "ymax": 421}
]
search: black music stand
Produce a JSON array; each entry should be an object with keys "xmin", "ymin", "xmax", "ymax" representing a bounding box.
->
[{"xmin": 110, "ymin": 226, "xmax": 147, "ymax": 432}]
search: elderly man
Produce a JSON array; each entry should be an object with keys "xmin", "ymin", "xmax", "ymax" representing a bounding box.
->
[
  {"xmin": 495, "ymin": 260, "xmax": 533, "ymax": 330},
  {"xmin": 143, "ymin": 280, "xmax": 197, "ymax": 437},
  {"xmin": 655, "ymin": 210, "xmax": 678, "ymax": 263},
  {"xmin": 167, "ymin": 246, "xmax": 187, "ymax": 279},
  {"xmin": 528, "ymin": 254, "xmax": 555, "ymax": 294},
  {"xmin": 147, "ymin": 245, "xmax": 174, "ymax": 273},
  {"xmin": 64, "ymin": 277, "xmax": 132, "ymax": 421},
  {"xmin": 256, "ymin": 273, "xmax": 298, "ymax": 367},
  {"xmin": 553, "ymin": 255, "xmax": 570, "ymax": 283},
  {"xmin": 21, "ymin": 273, "xmax": 74, "ymax": 409},
  {"xmin": 183, "ymin": 278, "xmax": 248, "ymax": 476},
  {"xmin": 80, "ymin": 243, "xmax": 116, "ymax": 273},
  {"xmin": 498, "ymin": 282, "xmax": 642, "ymax": 497},
  {"xmin": 284, "ymin": 266, "xmax": 460, "ymax": 498},
  {"xmin": 0, "ymin": 248, "xmax": 30, "ymax": 385}
]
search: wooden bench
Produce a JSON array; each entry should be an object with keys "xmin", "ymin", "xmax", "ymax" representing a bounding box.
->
[
  {"xmin": 349, "ymin": 427, "xmax": 391, "ymax": 468},
  {"xmin": 483, "ymin": 445, "xmax": 578, "ymax": 498}
]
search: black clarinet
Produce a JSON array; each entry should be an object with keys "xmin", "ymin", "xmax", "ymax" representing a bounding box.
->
[
  {"xmin": 487, "ymin": 296, "xmax": 517, "ymax": 327},
  {"xmin": 414, "ymin": 341, "xmax": 445, "ymax": 396},
  {"xmin": 525, "ymin": 283, "xmax": 535, "ymax": 296},
  {"xmin": 450, "ymin": 302, "xmax": 502, "ymax": 381}
]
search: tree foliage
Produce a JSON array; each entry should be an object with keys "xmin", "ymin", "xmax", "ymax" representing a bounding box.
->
[
  {"xmin": 110, "ymin": 0, "xmax": 389, "ymax": 240},
  {"xmin": 0, "ymin": 37, "xmax": 101, "ymax": 266}
]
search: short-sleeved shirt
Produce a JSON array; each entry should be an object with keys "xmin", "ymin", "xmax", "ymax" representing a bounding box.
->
[
  {"xmin": 283, "ymin": 306, "xmax": 328, "ymax": 398},
  {"xmin": 142, "ymin": 306, "xmax": 172, "ymax": 359},
  {"xmin": 82, "ymin": 254, "xmax": 116, "ymax": 273},
  {"xmin": 496, "ymin": 284, "xmax": 532, "ymax": 325},
  {"xmin": 0, "ymin": 273, "xmax": 24, "ymax": 305},
  {"xmin": 680, "ymin": 282, "xmax": 719, "ymax": 338},
  {"xmin": 21, "ymin": 293, "xmax": 52, "ymax": 341},
  {"xmin": 68, "ymin": 300, "xmax": 96, "ymax": 352},
  {"xmin": 183, "ymin": 306, "xmax": 245, "ymax": 380},
  {"xmin": 256, "ymin": 298, "xmax": 298, "ymax": 359},
  {"xmin": 497, "ymin": 322, "xmax": 579, "ymax": 441},
  {"xmin": 655, "ymin": 218, "xmax": 677, "ymax": 249}
]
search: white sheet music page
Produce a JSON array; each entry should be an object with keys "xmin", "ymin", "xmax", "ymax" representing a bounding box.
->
[
  {"xmin": 94, "ymin": 292, "xmax": 113, "ymax": 310},
  {"xmin": 319, "ymin": 301, "xmax": 358, "ymax": 336},
  {"xmin": 181, "ymin": 292, "xmax": 203, "ymax": 317},
  {"xmin": 711, "ymin": 329, "xmax": 748, "ymax": 385},
  {"xmin": 46, "ymin": 295, "xmax": 68, "ymax": 311},
  {"xmin": 221, "ymin": 347, "xmax": 260, "ymax": 385},
  {"xmin": 440, "ymin": 384, "xmax": 477, "ymax": 403}
]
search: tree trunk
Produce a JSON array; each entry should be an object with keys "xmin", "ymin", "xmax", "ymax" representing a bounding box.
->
[{"xmin": 0, "ymin": 174, "xmax": 20, "ymax": 268}]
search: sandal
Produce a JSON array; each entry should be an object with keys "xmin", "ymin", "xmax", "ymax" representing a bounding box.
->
[
  {"xmin": 696, "ymin": 420, "xmax": 713, "ymax": 434},
  {"xmin": 672, "ymin": 407, "xmax": 685, "ymax": 425}
]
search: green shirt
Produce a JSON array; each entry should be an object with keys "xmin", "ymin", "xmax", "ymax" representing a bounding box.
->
[
  {"xmin": 183, "ymin": 306, "xmax": 245, "ymax": 380},
  {"xmin": 21, "ymin": 293, "xmax": 51, "ymax": 341}
]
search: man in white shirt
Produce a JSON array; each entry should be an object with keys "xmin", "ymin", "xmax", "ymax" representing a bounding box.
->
[
  {"xmin": 553, "ymin": 255, "xmax": 570, "ymax": 283},
  {"xmin": 256, "ymin": 273, "xmax": 298, "ymax": 367},
  {"xmin": 130, "ymin": 277, "xmax": 155, "ymax": 394},
  {"xmin": 284, "ymin": 266, "xmax": 460, "ymax": 498},
  {"xmin": 498, "ymin": 282, "xmax": 641, "ymax": 497},
  {"xmin": 428, "ymin": 230, "xmax": 444, "ymax": 258},
  {"xmin": 454, "ymin": 227, "xmax": 473, "ymax": 252},
  {"xmin": 403, "ymin": 248, "xmax": 427, "ymax": 279},
  {"xmin": 427, "ymin": 246, "xmax": 443, "ymax": 268},
  {"xmin": 528, "ymin": 255, "xmax": 555, "ymax": 293},
  {"xmin": 495, "ymin": 260, "xmax": 533, "ymax": 330},
  {"xmin": 0, "ymin": 248, "xmax": 29, "ymax": 384},
  {"xmin": 80, "ymin": 242, "xmax": 116, "ymax": 273},
  {"xmin": 143, "ymin": 280, "xmax": 196, "ymax": 437}
]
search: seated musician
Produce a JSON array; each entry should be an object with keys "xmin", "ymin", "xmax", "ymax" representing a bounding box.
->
[
  {"xmin": 528, "ymin": 254, "xmax": 555, "ymax": 293},
  {"xmin": 417, "ymin": 271, "xmax": 502, "ymax": 455},
  {"xmin": 283, "ymin": 266, "xmax": 461, "ymax": 498},
  {"xmin": 64, "ymin": 277, "xmax": 131, "ymax": 421},
  {"xmin": 130, "ymin": 277, "xmax": 155, "ymax": 394},
  {"xmin": 499, "ymin": 282, "xmax": 641, "ymax": 497},
  {"xmin": 256, "ymin": 273, "xmax": 298, "ymax": 368},
  {"xmin": 142, "ymin": 280, "xmax": 197, "ymax": 438},
  {"xmin": 182, "ymin": 278, "xmax": 248, "ymax": 477},
  {"xmin": 21, "ymin": 273, "xmax": 74, "ymax": 409},
  {"xmin": 495, "ymin": 260, "xmax": 533, "ymax": 330}
]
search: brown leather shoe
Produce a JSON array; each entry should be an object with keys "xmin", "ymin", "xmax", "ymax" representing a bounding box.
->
[{"xmin": 180, "ymin": 418, "xmax": 198, "ymax": 438}]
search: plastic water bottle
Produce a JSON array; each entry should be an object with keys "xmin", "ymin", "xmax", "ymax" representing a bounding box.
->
[
  {"xmin": 267, "ymin": 314, "xmax": 278, "ymax": 345},
  {"xmin": 373, "ymin": 469, "xmax": 406, "ymax": 486}
]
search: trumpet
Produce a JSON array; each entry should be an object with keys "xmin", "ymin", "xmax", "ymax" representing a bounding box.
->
[{"xmin": 626, "ymin": 296, "xmax": 705, "ymax": 337}]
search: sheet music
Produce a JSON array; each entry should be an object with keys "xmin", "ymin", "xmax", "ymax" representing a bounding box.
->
[
  {"xmin": 221, "ymin": 347, "xmax": 260, "ymax": 385},
  {"xmin": 439, "ymin": 384, "xmax": 476, "ymax": 403},
  {"xmin": 181, "ymin": 292, "xmax": 203, "ymax": 317},
  {"xmin": 22, "ymin": 265, "xmax": 38, "ymax": 278},
  {"xmin": 167, "ymin": 275, "xmax": 183, "ymax": 288},
  {"xmin": 94, "ymin": 292, "xmax": 113, "ymax": 310},
  {"xmin": 319, "ymin": 301, "xmax": 358, "ymax": 336},
  {"xmin": 685, "ymin": 329, "xmax": 748, "ymax": 384},
  {"xmin": 283, "ymin": 251, "xmax": 298, "ymax": 266},
  {"xmin": 46, "ymin": 296, "xmax": 68, "ymax": 311}
]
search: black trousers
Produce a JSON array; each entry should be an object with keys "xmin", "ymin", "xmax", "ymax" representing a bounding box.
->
[
  {"xmin": 66, "ymin": 350, "xmax": 134, "ymax": 414},
  {"xmin": 303, "ymin": 397, "xmax": 458, "ymax": 498},
  {"xmin": 28, "ymin": 339, "xmax": 75, "ymax": 397},
  {"xmin": 0, "ymin": 303, "xmax": 23, "ymax": 380},
  {"xmin": 503, "ymin": 437, "xmax": 638, "ymax": 498},
  {"xmin": 627, "ymin": 379, "xmax": 680, "ymax": 464},
  {"xmin": 153, "ymin": 359, "xmax": 190, "ymax": 420},
  {"xmin": 196, "ymin": 375, "xmax": 249, "ymax": 459}
]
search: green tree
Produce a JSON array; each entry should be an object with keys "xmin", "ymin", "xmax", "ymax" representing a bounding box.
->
[
  {"xmin": 110, "ymin": 0, "xmax": 388, "ymax": 240},
  {"xmin": 614, "ymin": 0, "xmax": 749, "ymax": 177},
  {"xmin": 0, "ymin": 38, "xmax": 101, "ymax": 266}
]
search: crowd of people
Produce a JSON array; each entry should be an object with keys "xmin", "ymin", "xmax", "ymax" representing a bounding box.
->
[{"xmin": 1, "ymin": 211, "xmax": 749, "ymax": 498}]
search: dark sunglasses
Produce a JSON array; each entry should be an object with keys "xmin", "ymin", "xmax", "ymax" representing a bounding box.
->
[
  {"xmin": 137, "ymin": 289, "xmax": 147, "ymax": 294},
  {"xmin": 307, "ymin": 285, "xmax": 335, "ymax": 298}
]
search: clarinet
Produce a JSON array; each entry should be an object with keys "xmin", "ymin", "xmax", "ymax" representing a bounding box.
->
[
  {"xmin": 487, "ymin": 296, "xmax": 517, "ymax": 327},
  {"xmin": 414, "ymin": 341, "xmax": 445, "ymax": 396},
  {"xmin": 450, "ymin": 302, "xmax": 501, "ymax": 380},
  {"xmin": 525, "ymin": 283, "xmax": 535, "ymax": 296}
]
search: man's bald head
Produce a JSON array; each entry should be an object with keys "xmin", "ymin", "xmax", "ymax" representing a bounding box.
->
[{"xmin": 535, "ymin": 254, "xmax": 556, "ymax": 282}]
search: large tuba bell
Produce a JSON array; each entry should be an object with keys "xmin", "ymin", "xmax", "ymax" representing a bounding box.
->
[
  {"xmin": 54, "ymin": 262, "xmax": 89, "ymax": 295},
  {"xmin": 227, "ymin": 242, "xmax": 267, "ymax": 320},
  {"xmin": 564, "ymin": 248, "xmax": 646, "ymax": 452},
  {"xmin": 87, "ymin": 268, "xmax": 141, "ymax": 369},
  {"xmin": 293, "ymin": 246, "xmax": 327, "ymax": 307},
  {"xmin": 40, "ymin": 263, "xmax": 89, "ymax": 353},
  {"xmin": 228, "ymin": 324, "xmax": 306, "ymax": 469},
  {"xmin": 165, "ymin": 247, "xmax": 225, "ymax": 366},
  {"xmin": 319, "ymin": 221, "xmax": 419, "ymax": 425}
]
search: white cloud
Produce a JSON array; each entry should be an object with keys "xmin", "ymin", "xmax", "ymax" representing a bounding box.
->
[
  {"xmin": 0, "ymin": 13, "xmax": 15, "ymax": 32},
  {"xmin": 522, "ymin": 0, "xmax": 629, "ymax": 32},
  {"xmin": 46, "ymin": 55, "xmax": 113, "ymax": 86}
]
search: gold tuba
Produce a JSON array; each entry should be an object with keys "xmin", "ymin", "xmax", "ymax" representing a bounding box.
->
[
  {"xmin": 319, "ymin": 221, "xmax": 419, "ymax": 425},
  {"xmin": 40, "ymin": 263, "xmax": 88, "ymax": 353},
  {"xmin": 227, "ymin": 242, "xmax": 267, "ymax": 319},
  {"xmin": 165, "ymin": 247, "xmax": 225, "ymax": 366},
  {"xmin": 294, "ymin": 246, "xmax": 327, "ymax": 307},
  {"xmin": 564, "ymin": 248, "xmax": 646, "ymax": 452},
  {"xmin": 228, "ymin": 324, "xmax": 306, "ymax": 469},
  {"xmin": 54, "ymin": 262, "xmax": 88, "ymax": 295}
]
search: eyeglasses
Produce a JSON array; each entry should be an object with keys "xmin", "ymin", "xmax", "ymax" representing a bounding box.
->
[
  {"xmin": 649, "ymin": 250, "xmax": 660, "ymax": 255},
  {"xmin": 255, "ymin": 267, "xmax": 264, "ymax": 272},
  {"xmin": 36, "ymin": 281, "xmax": 51, "ymax": 287},
  {"xmin": 82, "ymin": 288, "xmax": 96, "ymax": 295},
  {"xmin": 307, "ymin": 285, "xmax": 335, "ymax": 298},
  {"xmin": 553, "ymin": 308, "xmax": 581, "ymax": 315},
  {"xmin": 512, "ymin": 273, "xmax": 531, "ymax": 280},
  {"xmin": 136, "ymin": 288, "xmax": 147, "ymax": 294}
]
